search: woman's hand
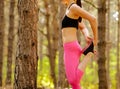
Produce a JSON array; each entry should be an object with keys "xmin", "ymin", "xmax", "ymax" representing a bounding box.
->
[{"xmin": 85, "ymin": 36, "xmax": 93, "ymax": 44}]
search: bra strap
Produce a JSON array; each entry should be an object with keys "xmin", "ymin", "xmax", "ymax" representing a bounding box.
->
[{"xmin": 68, "ymin": 3, "xmax": 75, "ymax": 9}]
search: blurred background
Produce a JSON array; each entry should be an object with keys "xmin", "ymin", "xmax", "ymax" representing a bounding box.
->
[{"xmin": 0, "ymin": 0, "xmax": 120, "ymax": 89}]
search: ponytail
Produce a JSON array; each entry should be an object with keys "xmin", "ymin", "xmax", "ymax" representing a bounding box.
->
[
  {"xmin": 76, "ymin": 0, "xmax": 82, "ymax": 7},
  {"xmin": 76, "ymin": 0, "xmax": 82, "ymax": 22}
]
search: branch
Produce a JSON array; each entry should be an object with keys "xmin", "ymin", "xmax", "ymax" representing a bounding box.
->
[
  {"xmin": 39, "ymin": 9, "xmax": 46, "ymax": 15},
  {"xmin": 83, "ymin": 0, "xmax": 98, "ymax": 9},
  {"xmin": 38, "ymin": 29, "xmax": 47, "ymax": 37}
]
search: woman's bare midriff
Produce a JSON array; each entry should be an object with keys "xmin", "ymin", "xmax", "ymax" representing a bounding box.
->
[{"xmin": 62, "ymin": 28, "xmax": 78, "ymax": 44}]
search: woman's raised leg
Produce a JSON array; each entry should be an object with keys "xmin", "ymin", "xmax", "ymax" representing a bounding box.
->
[{"xmin": 78, "ymin": 52, "xmax": 93, "ymax": 72}]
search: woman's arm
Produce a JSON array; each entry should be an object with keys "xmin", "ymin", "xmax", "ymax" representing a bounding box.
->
[
  {"xmin": 78, "ymin": 22, "xmax": 89, "ymax": 38},
  {"xmin": 79, "ymin": 22, "xmax": 93, "ymax": 44},
  {"xmin": 70, "ymin": 4, "xmax": 98, "ymax": 46}
]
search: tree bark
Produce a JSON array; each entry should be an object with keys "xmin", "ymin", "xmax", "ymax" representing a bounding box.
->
[
  {"xmin": 44, "ymin": 0, "xmax": 59, "ymax": 87},
  {"xmin": 39, "ymin": 32, "xmax": 43, "ymax": 71},
  {"xmin": 14, "ymin": 0, "xmax": 38, "ymax": 89},
  {"xmin": 97, "ymin": 0, "xmax": 108, "ymax": 89},
  {"xmin": 6, "ymin": 0, "xmax": 15, "ymax": 85},
  {"xmin": 116, "ymin": 0, "xmax": 120, "ymax": 88},
  {"xmin": 0, "ymin": 0, "xmax": 5, "ymax": 86},
  {"xmin": 50, "ymin": 0, "xmax": 59, "ymax": 87},
  {"xmin": 106, "ymin": 0, "xmax": 111, "ymax": 88},
  {"xmin": 57, "ymin": 1, "xmax": 69, "ymax": 89}
]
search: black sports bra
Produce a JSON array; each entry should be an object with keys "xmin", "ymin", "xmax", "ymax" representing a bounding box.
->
[
  {"xmin": 62, "ymin": 15, "xmax": 78, "ymax": 29},
  {"xmin": 61, "ymin": 3, "xmax": 82, "ymax": 29}
]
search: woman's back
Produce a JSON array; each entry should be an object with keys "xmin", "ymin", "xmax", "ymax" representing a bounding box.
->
[{"xmin": 61, "ymin": 3, "xmax": 79, "ymax": 44}]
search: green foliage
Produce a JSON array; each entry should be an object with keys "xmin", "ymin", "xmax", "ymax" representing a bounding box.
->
[
  {"xmin": 37, "ymin": 57, "xmax": 54, "ymax": 89},
  {"xmin": 2, "ymin": 47, "xmax": 118, "ymax": 89},
  {"xmin": 2, "ymin": 57, "xmax": 7, "ymax": 86},
  {"xmin": 109, "ymin": 48, "xmax": 117, "ymax": 89},
  {"xmin": 37, "ymin": 47, "xmax": 118, "ymax": 89},
  {"xmin": 81, "ymin": 62, "xmax": 98, "ymax": 89}
]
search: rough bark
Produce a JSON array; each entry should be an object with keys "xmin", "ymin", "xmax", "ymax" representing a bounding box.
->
[
  {"xmin": 97, "ymin": 0, "xmax": 108, "ymax": 89},
  {"xmin": 6, "ymin": 0, "xmax": 15, "ymax": 85},
  {"xmin": 14, "ymin": 0, "xmax": 38, "ymax": 89},
  {"xmin": 0, "ymin": 0, "xmax": 5, "ymax": 86}
]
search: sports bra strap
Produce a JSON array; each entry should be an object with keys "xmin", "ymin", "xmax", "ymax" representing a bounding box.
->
[{"xmin": 68, "ymin": 3, "xmax": 75, "ymax": 9}]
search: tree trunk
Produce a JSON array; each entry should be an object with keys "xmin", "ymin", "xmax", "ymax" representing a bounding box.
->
[
  {"xmin": 106, "ymin": 0, "xmax": 111, "ymax": 88},
  {"xmin": 50, "ymin": 0, "xmax": 59, "ymax": 88},
  {"xmin": 6, "ymin": 0, "xmax": 15, "ymax": 85},
  {"xmin": 116, "ymin": 0, "xmax": 120, "ymax": 88},
  {"xmin": 0, "ymin": 0, "xmax": 5, "ymax": 87},
  {"xmin": 39, "ymin": 32, "xmax": 43, "ymax": 71},
  {"xmin": 14, "ymin": 0, "xmax": 38, "ymax": 89},
  {"xmin": 44, "ymin": 0, "xmax": 59, "ymax": 87},
  {"xmin": 44, "ymin": 2, "xmax": 56, "ymax": 87},
  {"xmin": 97, "ymin": 0, "xmax": 108, "ymax": 89},
  {"xmin": 57, "ymin": 1, "xmax": 69, "ymax": 89}
]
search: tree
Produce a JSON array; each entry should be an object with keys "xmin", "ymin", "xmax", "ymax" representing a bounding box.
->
[
  {"xmin": 97, "ymin": 0, "xmax": 108, "ymax": 89},
  {"xmin": 116, "ymin": 0, "xmax": 120, "ymax": 88},
  {"xmin": 43, "ymin": 0, "xmax": 59, "ymax": 87},
  {"xmin": 6, "ymin": 0, "xmax": 15, "ymax": 85},
  {"xmin": 0, "ymin": 0, "xmax": 5, "ymax": 87},
  {"xmin": 14, "ymin": 0, "xmax": 39, "ymax": 89},
  {"xmin": 49, "ymin": 0, "xmax": 59, "ymax": 87},
  {"xmin": 106, "ymin": 0, "xmax": 111, "ymax": 88},
  {"xmin": 57, "ymin": 1, "xmax": 69, "ymax": 89}
]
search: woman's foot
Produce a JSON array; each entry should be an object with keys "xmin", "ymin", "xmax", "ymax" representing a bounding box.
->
[{"xmin": 82, "ymin": 41, "xmax": 94, "ymax": 55}]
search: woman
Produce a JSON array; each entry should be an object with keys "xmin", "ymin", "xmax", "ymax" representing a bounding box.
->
[{"xmin": 61, "ymin": 0, "xmax": 98, "ymax": 89}]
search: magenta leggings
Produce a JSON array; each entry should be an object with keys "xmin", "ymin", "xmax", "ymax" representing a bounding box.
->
[{"xmin": 63, "ymin": 41, "xmax": 84, "ymax": 89}]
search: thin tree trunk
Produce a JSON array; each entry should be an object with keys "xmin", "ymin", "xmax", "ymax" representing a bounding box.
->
[
  {"xmin": 97, "ymin": 0, "xmax": 108, "ymax": 89},
  {"xmin": 0, "ymin": 0, "xmax": 5, "ymax": 87},
  {"xmin": 57, "ymin": 1, "xmax": 69, "ymax": 89},
  {"xmin": 14, "ymin": 0, "xmax": 38, "ymax": 89},
  {"xmin": 106, "ymin": 0, "xmax": 111, "ymax": 88},
  {"xmin": 44, "ymin": 0, "xmax": 58, "ymax": 87},
  {"xmin": 6, "ymin": 0, "xmax": 15, "ymax": 85},
  {"xmin": 44, "ymin": 1, "xmax": 56, "ymax": 87},
  {"xmin": 116, "ymin": 0, "xmax": 120, "ymax": 88},
  {"xmin": 39, "ymin": 32, "xmax": 43, "ymax": 71},
  {"xmin": 50, "ymin": 0, "xmax": 59, "ymax": 87}
]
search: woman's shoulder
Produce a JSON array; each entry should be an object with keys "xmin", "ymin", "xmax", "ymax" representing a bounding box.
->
[
  {"xmin": 69, "ymin": 3, "xmax": 77, "ymax": 9},
  {"xmin": 69, "ymin": 4, "xmax": 81, "ymax": 13}
]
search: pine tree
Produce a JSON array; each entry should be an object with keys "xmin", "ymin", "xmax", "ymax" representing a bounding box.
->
[
  {"xmin": 0, "ymin": 0, "xmax": 5, "ymax": 86},
  {"xmin": 14, "ymin": 0, "xmax": 39, "ymax": 89}
]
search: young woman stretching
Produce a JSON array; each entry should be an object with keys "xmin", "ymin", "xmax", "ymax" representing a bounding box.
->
[{"xmin": 61, "ymin": 0, "xmax": 98, "ymax": 89}]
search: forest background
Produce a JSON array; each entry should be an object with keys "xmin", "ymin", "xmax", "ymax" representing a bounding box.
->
[{"xmin": 0, "ymin": 0, "xmax": 120, "ymax": 89}]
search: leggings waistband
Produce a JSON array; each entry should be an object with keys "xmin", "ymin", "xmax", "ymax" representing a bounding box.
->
[{"xmin": 63, "ymin": 41, "xmax": 79, "ymax": 48}]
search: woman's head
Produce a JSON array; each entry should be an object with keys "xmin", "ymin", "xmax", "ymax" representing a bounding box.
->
[{"xmin": 62, "ymin": 0, "xmax": 82, "ymax": 7}]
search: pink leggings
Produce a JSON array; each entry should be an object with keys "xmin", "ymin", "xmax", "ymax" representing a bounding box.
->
[{"xmin": 63, "ymin": 41, "xmax": 84, "ymax": 89}]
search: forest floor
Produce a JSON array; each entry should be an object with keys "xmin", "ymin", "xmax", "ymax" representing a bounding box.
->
[{"xmin": 0, "ymin": 86, "xmax": 53, "ymax": 89}]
